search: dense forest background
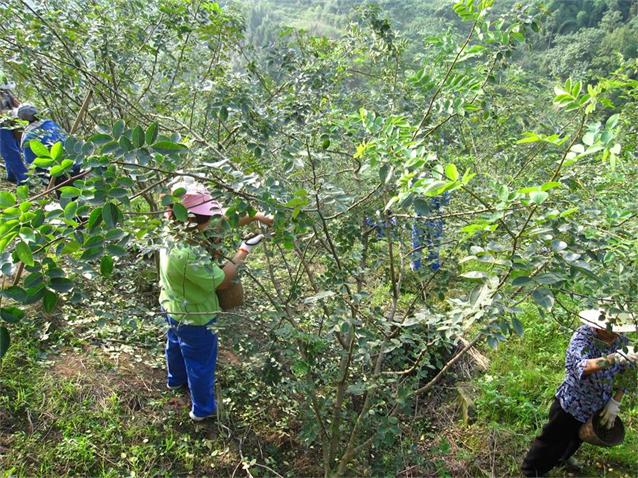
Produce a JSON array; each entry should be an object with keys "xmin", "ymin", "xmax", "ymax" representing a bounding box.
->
[
  {"xmin": 231, "ymin": 0, "xmax": 638, "ymax": 79},
  {"xmin": 1, "ymin": 0, "xmax": 637, "ymax": 477}
]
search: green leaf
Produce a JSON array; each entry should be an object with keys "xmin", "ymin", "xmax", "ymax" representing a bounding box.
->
[
  {"xmin": 571, "ymin": 260, "xmax": 591, "ymax": 272},
  {"xmin": 172, "ymin": 187, "xmax": 186, "ymax": 198},
  {"xmin": 511, "ymin": 318, "xmax": 524, "ymax": 336},
  {"xmin": 106, "ymin": 244, "xmax": 127, "ymax": 257},
  {"xmin": 102, "ymin": 202, "xmax": 121, "ymax": 228},
  {"xmin": 50, "ymin": 159, "xmax": 75, "ymax": 177},
  {"xmin": 112, "ymin": 119, "xmax": 125, "ymax": 139},
  {"xmin": 445, "ymin": 163, "xmax": 459, "ymax": 181},
  {"xmin": 535, "ymin": 273, "xmax": 563, "ymax": 285},
  {"xmin": 532, "ymin": 288, "xmax": 554, "ymax": 310},
  {"xmin": 100, "ymin": 255, "xmax": 114, "ymax": 276},
  {"xmin": 24, "ymin": 272, "xmax": 43, "ymax": 289},
  {"xmin": 145, "ymin": 122, "xmax": 159, "ymax": 145},
  {"xmin": 49, "ymin": 277, "xmax": 74, "ymax": 293},
  {"xmin": 172, "ymin": 203, "xmax": 188, "ymax": 222},
  {"xmin": 15, "ymin": 241, "xmax": 34, "ymax": 267},
  {"xmin": 119, "ymin": 135, "xmax": 133, "ymax": 152},
  {"xmin": 60, "ymin": 186, "xmax": 82, "ymax": 198},
  {"xmin": 529, "ymin": 191, "xmax": 549, "ymax": 204},
  {"xmin": 29, "ymin": 140, "xmax": 50, "ymax": 158},
  {"xmin": 16, "ymin": 185, "xmax": 29, "ymax": 201},
  {"xmin": 0, "ymin": 326, "xmax": 9, "ymax": 360},
  {"xmin": 33, "ymin": 157, "xmax": 56, "ymax": 168},
  {"xmin": 0, "ymin": 191, "xmax": 16, "ymax": 208},
  {"xmin": 131, "ymin": 126, "xmax": 145, "ymax": 148},
  {"xmin": 64, "ymin": 201, "xmax": 78, "ymax": 219},
  {"xmin": 460, "ymin": 271, "xmax": 488, "ymax": 281},
  {"xmin": 512, "ymin": 276, "xmax": 532, "ymax": 286},
  {"xmin": 0, "ymin": 286, "xmax": 27, "ymax": 303},
  {"xmin": 80, "ymin": 246, "xmax": 103, "ymax": 261},
  {"xmin": 541, "ymin": 181, "xmax": 561, "ymax": 191},
  {"xmin": 605, "ymin": 114, "xmax": 619, "ymax": 130},
  {"xmin": 50, "ymin": 142, "xmax": 63, "ymax": 161},
  {"xmin": 101, "ymin": 141, "xmax": 120, "ymax": 154},
  {"xmin": 88, "ymin": 133, "xmax": 113, "ymax": 144},
  {"xmin": 152, "ymin": 141, "xmax": 188, "ymax": 154},
  {"xmin": 43, "ymin": 289, "xmax": 58, "ymax": 313},
  {"xmin": 0, "ymin": 306, "xmax": 24, "ymax": 324},
  {"xmin": 0, "ymin": 230, "xmax": 18, "ymax": 253},
  {"xmin": 88, "ymin": 207, "xmax": 103, "ymax": 230},
  {"xmin": 551, "ymin": 240, "xmax": 567, "ymax": 251}
]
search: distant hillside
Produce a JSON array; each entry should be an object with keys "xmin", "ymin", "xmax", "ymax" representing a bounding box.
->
[
  {"xmin": 223, "ymin": 0, "xmax": 638, "ymax": 81},
  {"xmin": 222, "ymin": 0, "xmax": 455, "ymax": 46}
]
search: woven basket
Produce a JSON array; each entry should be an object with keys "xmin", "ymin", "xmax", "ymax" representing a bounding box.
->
[
  {"xmin": 217, "ymin": 280, "xmax": 244, "ymax": 311},
  {"xmin": 579, "ymin": 410, "xmax": 625, "ymax": 447}
]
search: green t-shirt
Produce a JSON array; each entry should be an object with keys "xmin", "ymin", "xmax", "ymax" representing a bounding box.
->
[{"xmin": 159, "ymin": 242, "xmax": 225, "ymax": 325}]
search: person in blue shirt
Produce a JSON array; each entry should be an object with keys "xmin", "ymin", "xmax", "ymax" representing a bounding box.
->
[
  {"xmin": 0, "ymin": 86, "xmax": 26, "ymax": 184},
  {"xmin": 410, "ymin": 193, "xmax": 450, "ymax": 272},
  {"xmin": 17, "ymin": 104, "xmax": 70, "ymax": 165},
  {"xmin": 17, "ymin": 104, "xmax": 81, "ymax": 191},
  {"xmin": 521, "ymin": 308, "xmax": 637, "ymax": 477}
]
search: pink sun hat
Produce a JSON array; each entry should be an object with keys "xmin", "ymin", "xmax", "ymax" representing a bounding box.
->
[
  {"xmin": 165, "ymin": 177, "xmax": 225, "ymax": 218},
  {"xmin": 181, "ymin": 191, "xmax": 224, "ymax": 216}
]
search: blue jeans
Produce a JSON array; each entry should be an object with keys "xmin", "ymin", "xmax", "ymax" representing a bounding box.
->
[{"xmin": 165, "ymin": 315, "xmax": 218, "ymax": 417}]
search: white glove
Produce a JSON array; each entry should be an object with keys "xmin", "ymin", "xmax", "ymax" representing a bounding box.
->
[
  {"xmin": 599, "ymin": 398, "xmax": 621, "ymax": 429},
  {"xmin": 609, "ymin": 350, "xmax": 638, "ymax": 365},
  {"xmin": 239, "ymin": 234, "xmax": 264, "ymax": 253}
]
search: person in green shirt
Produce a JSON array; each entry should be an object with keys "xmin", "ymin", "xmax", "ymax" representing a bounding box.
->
[{"xmin": 160, "ymin": 182, "xmax": 264, "ymax": 421}]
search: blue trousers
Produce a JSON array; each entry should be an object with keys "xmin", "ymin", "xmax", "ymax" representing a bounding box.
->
[
  {"xmin": 165, "ymin": 315, "xmax": 218, "ymax": 417},
  {"xmin": 0, "ymin": 128, "xmax": 27, "ymax": 184}
]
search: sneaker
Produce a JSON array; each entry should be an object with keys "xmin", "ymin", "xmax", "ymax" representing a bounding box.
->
[
  {"xmin": 189, "ymin": 410, "xmax": 215, "ymax": 422},
  {"xmin": 167, "ymin": 383, "xmax": 185, "ymax": 391}
]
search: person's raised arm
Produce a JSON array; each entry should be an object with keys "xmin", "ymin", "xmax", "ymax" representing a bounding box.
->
[
  {"xmin": 583, "ymin": 349, "xmax": 638, "ymax": 376},
  {"xmin": 217, "ymin": 234, "xmax": 264, "ymax": 291},
  {"xmin": 234, "ymin": 212, "xmax": 273, "ymax": 227}
]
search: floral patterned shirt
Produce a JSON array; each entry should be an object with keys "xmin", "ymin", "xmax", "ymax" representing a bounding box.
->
[{"xmin": 556, "ymin": 326, "xmax": 629, "ymax": 423}]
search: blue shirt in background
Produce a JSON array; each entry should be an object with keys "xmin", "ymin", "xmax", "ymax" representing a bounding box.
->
[{"xmin": 21, "ymin": 119, "xmax": 68, "ymax": 165}]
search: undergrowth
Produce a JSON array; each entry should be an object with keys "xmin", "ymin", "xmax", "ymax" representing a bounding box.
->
[{"xmin": 1, "ymin": 280, "xmax": 636, "ymax": 477}]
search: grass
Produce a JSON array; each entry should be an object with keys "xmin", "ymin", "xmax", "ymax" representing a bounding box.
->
[{"xmin": 0, "ymin": 270, "xmax": 311, "ymax": 477}]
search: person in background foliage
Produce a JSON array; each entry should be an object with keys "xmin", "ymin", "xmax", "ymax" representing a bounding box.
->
[
  {"xmin": 521, "ymin": 308, "xmax": 638, "ymax": 477},
  {"xmin": 0, "ymin": 75, "xmax": 26, "ymax": 184},
  {"xmin": 410, "ymin": 192, "xmax": 449, "ymax": 272},
  {"xmin": 17, "ymin": 104, "xmax": 75, "ymax": 168},
  {"xmin": 363, "ymin": 212, "xmax": 397, "ymax": 240},
  {"xmin": 160, "ymin": 181, "xmax": 265, "ymax": 421},
  {"xmin": 17, "ymin": 104, "xmax": 84, "ymax": 193}
]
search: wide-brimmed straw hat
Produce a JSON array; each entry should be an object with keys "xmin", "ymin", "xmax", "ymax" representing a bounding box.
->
[{"xmin": 579, "ymin": 309, "xmax": 637, "ymax": 333}]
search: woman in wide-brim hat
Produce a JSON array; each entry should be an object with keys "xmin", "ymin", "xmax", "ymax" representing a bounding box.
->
[{"xmin": 521, "ymin": 308, "xmax": 637, "ymax": 476}]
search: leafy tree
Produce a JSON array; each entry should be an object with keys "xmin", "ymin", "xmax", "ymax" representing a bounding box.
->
[{"xmin": 0, "ymin": 0, "xmax": 637, "ymax": 475}]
